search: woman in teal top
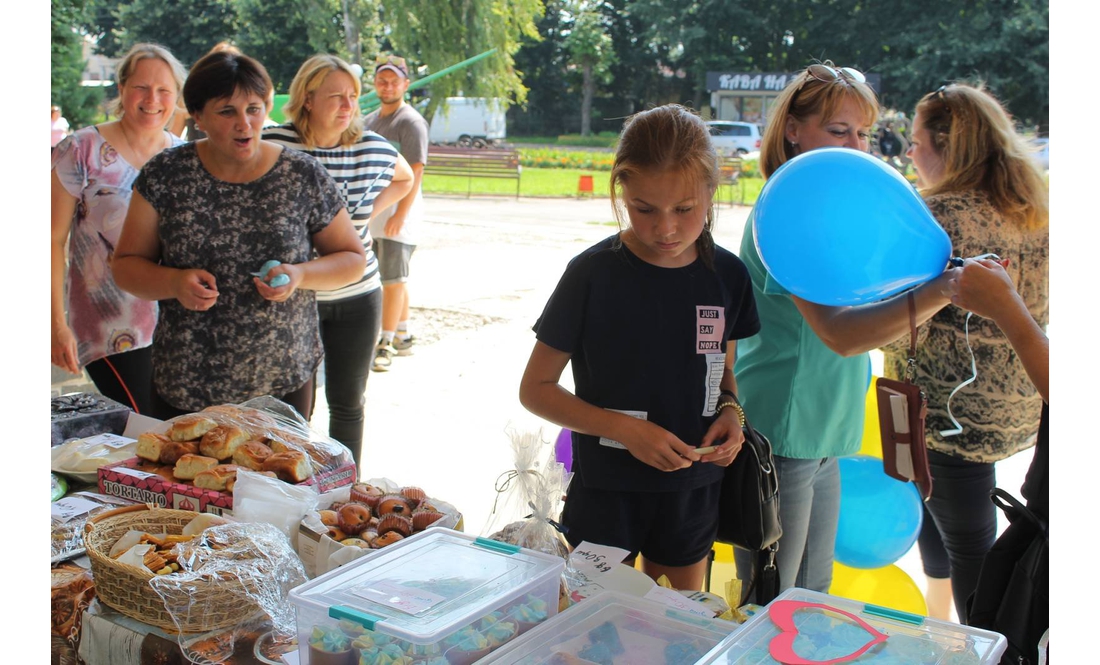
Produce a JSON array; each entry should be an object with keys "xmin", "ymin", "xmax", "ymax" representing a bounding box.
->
[{"xmin": 733, "ymin": 62, "xmax": 957, "ymax": 599}]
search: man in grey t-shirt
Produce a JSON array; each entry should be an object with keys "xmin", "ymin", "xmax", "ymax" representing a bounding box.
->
[{"xmin": 364, "ymin": 55, "xmax": 430, "ymax": 371}]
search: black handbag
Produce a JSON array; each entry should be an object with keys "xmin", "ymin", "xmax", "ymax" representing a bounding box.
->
[
  {"xmin": 714, "ymin": 397, "xmax": 783, "ymax": 604},
  {"xmin": 966, "ymin": 487, "xmax": 1048, "ymax": 664}
]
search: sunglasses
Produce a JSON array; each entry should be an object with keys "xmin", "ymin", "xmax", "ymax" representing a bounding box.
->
[
  {"xmin": 375, "ymin": 55, "xmax": 407, "ymax": 70},
  {"xmin": 797, "ymin": 64, "xmax": 866, "ymax": 92},
  {"xmin": 935, "ymin": 84, "xmax": 952, "ymax": 111}
]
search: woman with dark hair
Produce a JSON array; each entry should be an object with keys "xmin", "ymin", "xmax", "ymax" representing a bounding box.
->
[
  {"xmin": 884, "ymin": 82, "xmax": 1049, "ymax": 621},
  {"xmin": 264, "ymin": 54, "xmax": 413, "ymax": 467},
  {"xmin": 51, "ymin": 43, "xmax": 187, "ymax": 414},
  {"xmin": 112, "ymin": 51, "xmax": 365, "ymax": 419}
]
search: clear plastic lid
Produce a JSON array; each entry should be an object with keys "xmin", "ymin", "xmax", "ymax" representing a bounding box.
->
[
  {"xmin": 696, "ymin": 588, "xmax": 1008, "ymax": 664},
  {"xmin": 480, "ymin": 590, "xmax": 739, "ymax": 664},
  {"xmin": 290, "ymin": 528, "xmax": 564, "ymax": 643}
]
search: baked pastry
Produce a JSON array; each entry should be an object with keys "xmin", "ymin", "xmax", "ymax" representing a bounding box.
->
[
  {"xmin": 173, "ymin": 454, "xmax": 220, "ymax": 480},
  {"xmin": 349, "ymin": 483, "xmax": 385, "ymax": 509},
  {"xmin": 231, "ymin": 440, "xmax": 274, "ymax": 470},
  {"xmin": 377, "ymin": 514, "xmax": 413, "ymax": 538},
  {"xmin": 167, "ymin": 415, "xmax": 218, "ymax": 442},
  {"xmin": 412, "ymin": 509, "xmax": 444, "ymax": 531},
  {"xmin": 158, "ymin": 440, "xmax": 199, "ymax": 465},
  {"xmin": 376, "ymin": 494, "xmax": 413, "ymax": 517},
  {"xmin": 372, "ymin": 531, "xmax": 405, "ymax": 547},
  {"xmin": 199, "ymin": 424, "xmax": 250, "ymax": 460},
  {"xmin": 261, "ymin": 450, "xmax": 313, "ymax": 483},
  {"xmin": 193, "ymin": 464, "xmax": 241, "ymax": 491},
  {"xmin": 337, "ymin": 504, "xmax": 372, "ymax": 535},
  {"xmin": 201, "ymin": 404, "xmax": 244, "ymax": 418},
  {"xmin": 136, "ymin": 432, "xmax": 173, "ymax": 462},
  {"xmin": 400, "ymin": 486, "xmax": 427, "ymax": 508},
  {"xmin": 317, "ymin": 509, "xmax": 340, "ymax": 527}
]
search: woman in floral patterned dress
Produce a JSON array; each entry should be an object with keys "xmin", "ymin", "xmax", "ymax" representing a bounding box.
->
[{"xmin": 51, "ymin": 43, "xmax": 188, "ymax": 414}]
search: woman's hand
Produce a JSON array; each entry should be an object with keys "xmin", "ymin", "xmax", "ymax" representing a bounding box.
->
[
  {"xmin": 253, "ymin": 263, "xmax": 302, "ymax": 302},
  {"xmin": 173, "ymin": 269, "xmax": 219, "ymax": 311},
  {"xmin": 51, "ymin": 324, "xmax": 80, "ymax": 374},
  {"xmin": 698, "ymin": 410, "xmax": 746, "ymax": 467},
  {"xmin": 947, "ymin": 258, "xmax": 1020, "ymax": 320},
  {"xmin": 619, "ymin": 418, "xmax": 700, "ymax": 472}
]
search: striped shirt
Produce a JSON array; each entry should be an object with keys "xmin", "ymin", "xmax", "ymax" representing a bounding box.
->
[{"xmin": 264, "ymin": 124, "xmax": 397, "ymax": 302}]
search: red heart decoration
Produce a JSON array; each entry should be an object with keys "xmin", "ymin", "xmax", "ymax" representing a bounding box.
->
[{"xmin": 768, "ymin": 600, "xmax": 888, "ymax": 665}]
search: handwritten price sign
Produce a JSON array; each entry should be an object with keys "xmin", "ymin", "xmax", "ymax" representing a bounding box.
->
[{"xmin": 569, "ymin": 542, "xmax": 630, "ymax": 576}]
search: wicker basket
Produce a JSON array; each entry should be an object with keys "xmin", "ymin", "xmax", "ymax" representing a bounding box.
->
[{"xmin": 84, "ymin": 504, "xmax": 261, "ymax": 633}]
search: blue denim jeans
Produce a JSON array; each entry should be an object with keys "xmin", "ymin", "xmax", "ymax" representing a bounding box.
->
[{"xmin": 736, "ymin": 455, "xmax": 840, "ymax": 599}]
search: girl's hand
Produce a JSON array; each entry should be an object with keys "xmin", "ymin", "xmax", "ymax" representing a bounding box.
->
[
  {"xmin": 51, "ymin": 323, "xmax": 80, "ymax": 374},
  {"xmin": 174, "ymin": 269, "xmax": 219, "ymax": 311},
  {"xmin": 254, "ymin": 263, "xmax": 303, "ymax": 302},
  {"xmin": 620, "ymin": 419, "xmax": 700, "ymax": 472},
  {"xmin": 698, "ymin": 414, "xmax": 746, "ymax": 467}
]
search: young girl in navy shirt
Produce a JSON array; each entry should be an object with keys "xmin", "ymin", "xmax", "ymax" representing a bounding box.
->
[{"xmin": 520, "ymin": 104, "xmax": 760, "ymax": 590}]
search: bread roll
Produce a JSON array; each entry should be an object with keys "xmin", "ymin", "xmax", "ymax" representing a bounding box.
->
[
  {"xmin": 173, "ymin": 454, "xmax": 220, "ymax": 480},
  {"xmin": 201, "ymin": 404, "xmax": 244, "ymax": 418},
  {"xmin": 193, "ymin": 464, "xmax": 240, "ymax": 492},
  {"xmin": 167, "ymin": 415, "xmax": 218, "ymax": 442},
  {"xmin": 199, "ymin": 424, "xmax": 249, "ymax": 460},
  {"xmin": 261, "ymin": 450, "xmax": 313, "ymax": 483},
  {"xmin": 231, "ymin": 440, "xmax": 273, "ymax": 470},
  {"xmin": 159, "ymin": 440, "xmax": 199, "ymax": 465},
  {"xmin": 136, "ymin": 432, "xmax": 172, "ymax": 462}
]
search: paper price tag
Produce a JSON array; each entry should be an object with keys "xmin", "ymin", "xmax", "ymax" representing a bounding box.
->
[
  {"xmin": 353, "ymin": 581, "xmax": 447, "ymax": 615},
  {"xmin": 114, "ymin": 467, "xmax": 158, "ymax": 480},
  {"xmin": 642, "ymin": 586, "xmax": 715, "ymax": 618},
  {"xmin": 51, "ymin": 496, "xmax": 103, "ymax": 523},
  {"xmin": 569, "ymin": 542, "xmax": 630, "ymax": 576},
  {"xmin": 83, "ymin": 433, "xmax": 137, "ymax": 449}
]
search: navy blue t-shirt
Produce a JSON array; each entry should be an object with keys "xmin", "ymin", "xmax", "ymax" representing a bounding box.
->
[{"xmin": 534, "ymin": 235, "xmax": 760, "ymax": 492}]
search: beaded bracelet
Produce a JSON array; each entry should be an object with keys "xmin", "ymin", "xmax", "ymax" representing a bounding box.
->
[{"xmin": 715, "ymin": 399, "xmax": 746, "ymax": 427}]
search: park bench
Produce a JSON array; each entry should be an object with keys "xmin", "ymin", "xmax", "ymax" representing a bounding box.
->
[
  {"xmin": 719, "ymin": 154, "xmax": 745, "ymax": 206},
  {"xmin": 424, "ymin": 145, "xmax": 522, "ymax": 198}
]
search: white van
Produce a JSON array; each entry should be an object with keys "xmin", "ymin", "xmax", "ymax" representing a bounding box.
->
[{"xmin": 427, "ymin": 97, "xmax": 507, "ymax": 147}]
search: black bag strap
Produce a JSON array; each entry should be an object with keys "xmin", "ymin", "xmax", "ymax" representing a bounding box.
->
[
  {"xmin": 990, "ymin": 487, "xmax": 1047, "ymax": 535},
  {"xmin": 738, "ymin": 543, "xmax": 780, "ymax": 606}
]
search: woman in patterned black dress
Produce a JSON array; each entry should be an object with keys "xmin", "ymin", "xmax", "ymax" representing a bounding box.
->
[{"xmin": 112, "ymin": 51, "xmax": 365, "ymax": 419}]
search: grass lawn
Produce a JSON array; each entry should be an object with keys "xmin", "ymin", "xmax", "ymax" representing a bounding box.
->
[{"xmin": 423, "ymin": 167, "xmax": 765, "ymax": 205}]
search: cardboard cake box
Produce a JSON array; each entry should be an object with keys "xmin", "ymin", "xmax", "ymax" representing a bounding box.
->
[{"xmin": 97, "ymin": 457, "xmax": 357, "ymax": 515}]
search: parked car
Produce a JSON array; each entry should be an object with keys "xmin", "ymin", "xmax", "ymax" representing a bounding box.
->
[{"xmin": 706, "ymin": 121, "xmax": 763, "ymax": 155}]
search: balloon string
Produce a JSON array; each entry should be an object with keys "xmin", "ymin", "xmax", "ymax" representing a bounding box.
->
[{"xmin": 940, "ymin": 312, "xmax": 978, "ymax": 437}]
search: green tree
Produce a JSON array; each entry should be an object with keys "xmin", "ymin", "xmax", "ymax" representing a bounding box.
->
[
  {"xmin": 115, "ymin": 0, "xmax": 239, "ymax": 67},
  {"xmin": 507, "ymin": 0, "xmax": 576, "ymax": 136},
  {"xmin": 380, "ymin": 0, "xmax": 544, "ymax": 121},
  {"xmin": 53, "ymin": 0, "xmax": 104, "ymax": 129},
  {"xmin": 564, "ymin": 4, "xmax": 616, "ymax": 136},
  {"xmin": 234, "ymin": 0, "xmax": 346, "ymax": 93}
]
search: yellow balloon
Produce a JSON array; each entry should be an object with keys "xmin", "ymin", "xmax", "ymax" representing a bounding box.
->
[
  {"xmin": 830, "ymin": 562, "xmax": 927, "ymax": 616},
  {"xmin": 859, "ymin": 376, "xmax": 883, "ymax": 459}
]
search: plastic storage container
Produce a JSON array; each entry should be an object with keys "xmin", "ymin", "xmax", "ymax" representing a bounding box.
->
[
  {"xmin": 696, "ymin": 588, "xmax": 1007, "ymax": 664},
  {"xmin": 479, "ymin": 590, "xmax": 739, "ymax": 664},
  {"xmin": 288, "ymin": 527, "xmax": 565, "ymax": 665}
]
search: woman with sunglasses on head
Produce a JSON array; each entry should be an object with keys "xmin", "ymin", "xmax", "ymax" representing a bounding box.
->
[
  {"xmin": 733, "ymin": 62, "xmax": 958, "ymax": 600},
  {"xmin": 51, "ymin": 43, "xmax": 188, "ymax": 414},
  {"xmin": 264, "ymin": 54, "xmax": 414, "ymax": 468},
  {"xmin": 111, "ymin": 50, "xmax": 366, "ymax": 419},
  {"xmin": 881, "ymin": 83, "xmax": 1048, "ymax": 622}
]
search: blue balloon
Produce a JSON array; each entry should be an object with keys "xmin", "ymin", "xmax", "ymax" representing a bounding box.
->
[
  {"xmin": 754, "ymin": 148, "xmax": 952, "ymax": 305},
  {"xmin": 835, "ymin": 454, "xmax": 923, "ymax": 569},
  {"xmin": 555, "ymin": 427, "xmax": 573, "ymax": 472}
]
